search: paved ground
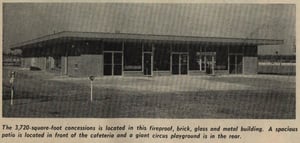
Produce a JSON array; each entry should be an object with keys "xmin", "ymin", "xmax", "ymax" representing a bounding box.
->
[
  {"xmin": 2, "ymin": 67, "xmax": 296, "ymax": 118},
  {"xmin": 52, "ymin": 76, "xmax": 251, "ymax": 92}
]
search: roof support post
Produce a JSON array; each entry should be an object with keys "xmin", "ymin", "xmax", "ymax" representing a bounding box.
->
[
  {"xmin": 64, "ymin": 47, "xmax": 68, "ymax": 75},
  {"xmin": 227, "ymin": 46, "xmax": 230, "ymax": 74},
  {"xmin": 122, "ymin": 41, "xmax": 124, "ymax": 76}
]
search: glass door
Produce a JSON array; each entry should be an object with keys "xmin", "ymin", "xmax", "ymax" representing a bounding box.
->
[
  {"xmin": 172, "ymin": 54, "xmax": 180, "ymax": 74},
  {"xmin": 104, "ymin": 52, "xmax": 113, "ymax": 75},
  {"xmin": 113, "ymin": 52, "xmax": 122, "ymax": 75},
  {"xmin": 180, "ymin": 54, "xmax": 188, "ymax": 74},
  {"xmin": 199, "ymin": 54, "xmax": 215, "ymax": 75},
  {"xmin": 236, "ymin": 55, "xmax": 243, "ymax": 74},
  {"xmin": 172, "ymin": 53, "xmax": 188, "ymax": 75},
  {"xmin": 229, "ymin": 55, "xmax": 243, "ymax": 74},
  {"xmin": 206, "ymin": 55, "xmax": 212, "ymax": 74},
  {"xmin": 143, "ymin": 53, "xmax": 152, "ymax": 76}
]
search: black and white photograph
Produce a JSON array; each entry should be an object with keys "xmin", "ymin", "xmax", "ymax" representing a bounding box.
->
[{"xmin": 2, "ymin": 3, "xmax": 296, "ymax": 119}]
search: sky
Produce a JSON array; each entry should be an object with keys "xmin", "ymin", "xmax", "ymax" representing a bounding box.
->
[{"xmin": 3, "ymin": 3, "xmax": 296, "ymax": 55}]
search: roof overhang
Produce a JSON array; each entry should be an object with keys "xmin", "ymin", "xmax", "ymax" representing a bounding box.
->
[{"xmin": 11, "ymin": 31, "xmax": 284, "ymax": 50}]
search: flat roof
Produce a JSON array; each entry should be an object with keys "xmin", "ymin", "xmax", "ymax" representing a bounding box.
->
[{"xmin": 11, "ymin": 31, "xmax": 284, "ymax": 50}]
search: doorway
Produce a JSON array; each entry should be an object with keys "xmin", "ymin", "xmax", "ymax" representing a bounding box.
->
[
  {"xmin": 199, "ymin": 54, "xmax": 216, "ymax": 75},
  {"xmin": 143, "ymin": 53, "xmax": 152, "ymax": 76},
  {"xmin": 103, "ymin": 52, "xmax": 123, "ymax": 76},
  {"xmin": 172, "ymin": 53, "xmax": 188, "ymax": 75},
  {"xmin": 229, "ymin": 55, "xmax": 243, "ymax": 74}
]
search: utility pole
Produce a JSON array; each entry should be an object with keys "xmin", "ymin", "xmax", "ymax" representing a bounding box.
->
[{"xmin": 89, "ymin": 76, "xmax": 95, "ymax": 102}]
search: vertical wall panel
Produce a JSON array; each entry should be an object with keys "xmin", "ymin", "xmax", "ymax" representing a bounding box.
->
[
  {"xmin": 80, "ymin": 54, "xmax": 103, "ymax": 77},
  {"xmin": 243, "ymin": 57, "xmax": 258, "ymax": 74}
]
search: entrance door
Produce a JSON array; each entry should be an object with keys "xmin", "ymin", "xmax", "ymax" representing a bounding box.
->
[
  {"xmin": 172, "ymin": 53, "xmax": 188, "ymax": 75},
  {"xmin": 229, "ymin": 55, "xmax": 243, "ymax": 74},
  {"xmin": 143, "ymin": 53, "xmax": 152, "ymax": 76},
  {"xmin": 205, "ymin": 55, "xmax": 215, "ymax": 74},
  {"xmin": 104, "ymin": 52, "xmax": 123, "ymax": 76},
  {"xmin": 180, "ymin": 54, "xmax": 188, "ymax": 74},
  {"xmin": 113, "ymin": 53, "xmax": 122, "ymax": 75},
  {"xmin": 199, "ymin": 53, "xmax": 216, "ymax": 75}
]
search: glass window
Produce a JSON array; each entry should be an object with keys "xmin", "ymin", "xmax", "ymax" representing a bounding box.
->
[
  {"xmin": 205, "ymin": 46, "xmax": 215, "ymax": 52},
  {"xmin": 143, "ymin": 43, "xmax": 152, "ymax": 52},
  {"xmin": 103, "ymin": 41, "xmax": 122, "ymax": 51},
  {"xmin": 83, "ymin": 41, "xmax": 102, "ymax": 54},
  {"xmin": 244, "ymin": 46, "xmax": 257, "ymax": 57},
  {"xmin": 171, "ymin": 54, "xmax": 179, "ymax": 74},
  {"xmin": 114, "ymin": 52, "xmax": 123, "ymax": 75},
  {"xmin": 189, "ymin": 46, "xmax": 200, "ymax": 70},
  {"xmin": 229, "ymin": 46, "xmax": 243, "ymax": 53},
  {"xmin": 172, "ymin": 43, "xmax": 188, "ymax": 52},
  {"xmin": 104, "ymin": 53, "xmax": 112, "ymax": 64},
  {"xmin": 124, "ymin": 43, "xmax": 142, "ymax": 71},
  {"xmin": 215, "ymin": 47, "xmax": 228, "ymax": 70},
  {"xmin": 154, "ymin": 44, "xmax": 170, "ymax": 71}
]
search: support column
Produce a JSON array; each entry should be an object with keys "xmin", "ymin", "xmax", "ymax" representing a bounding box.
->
[
  {"xmin": 64, "ymin": 56, "xmax": 68, "ymax": 75},
  {"xmin": 64, "ymin": 48, "xmax": 68, "ymax": 75},
  {"xmin": 122, "ymin": 41, "xmax": 124, "ymax": 76},
  {"xmin": 199, "ymin": 58, "xmax": 202, "ymax": 71},
  {"xmin": 227, "ymin": 46, "xmax": 230, "ymax": 73},
  {"xmin": 142, "ymin": 43, "xmax": 144, "ymax": 71},
  {"xmin": 152, "ymin": 43, "xmax": 155, "ymax": 76},
  {"xmin": 170, "ymin": 44, "xmax": 172, "ymax": 73},
  {"xmin": 151, "ymin": 50, "xmax": 153, "ymax": 76},
  {"xmin": 187, "ymin": 45, "xmax": 189, "ymax": 75},
  {"xmin": 212, "ymin": 56, "xmax": 215, "ymax": 75},
  {"xmin": 179, "ymin": 55, "xmax": 181, "ymax": 75},
  {"xmin": 204, "ymin": 56, "xmax": 207, "ymax": 72}
]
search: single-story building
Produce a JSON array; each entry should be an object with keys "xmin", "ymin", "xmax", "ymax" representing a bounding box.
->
[{"xmin": 11, "ymin": 31, "xmax": 283, "ymax": 77}]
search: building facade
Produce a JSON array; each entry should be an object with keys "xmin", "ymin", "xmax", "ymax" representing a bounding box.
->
[{"xmin": 11, "ymin": 31, "xmax": 283, "ymax": 77}]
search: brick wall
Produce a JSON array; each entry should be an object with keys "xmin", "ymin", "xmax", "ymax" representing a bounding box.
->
[
  {"xmin": 67, "ymin": 56, "xmax": 82, "ymax": 77},
  {"xmin": 80, "ymin": 54, "xmax": 103, "ymax": 77},
  {"xmin": 243, "ymin": 46, "xmax": 258, "ymax": 74},
  {"xmin": 66, "ymin": 54, "xmax": 103, "ymax": 77},
  {"xmin": 243, "ymin": 57, "xmax": 258, "ymax": 74}
]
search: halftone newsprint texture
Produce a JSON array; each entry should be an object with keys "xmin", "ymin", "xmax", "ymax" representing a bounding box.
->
[
  {"xmin": 1, "ymin": 1, "xmax": 299, "ymax": 143},
  {"xmin": 2, "ymin": 3, "xmax": 296, "ymax": 119}
]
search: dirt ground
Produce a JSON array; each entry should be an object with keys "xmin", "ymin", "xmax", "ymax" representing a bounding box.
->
[{"xmin": 2, "ymin": 67, "xmax": 296, "ymax": 119}]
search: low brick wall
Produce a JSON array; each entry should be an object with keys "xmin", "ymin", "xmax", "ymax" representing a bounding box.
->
[{"xmin": 243, "ymin": 57, "xmax": 258, "ymax": 74}]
